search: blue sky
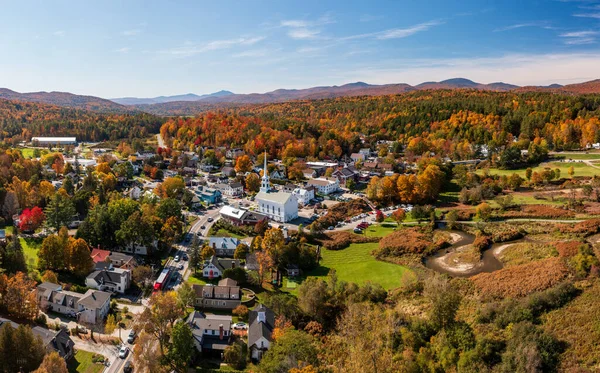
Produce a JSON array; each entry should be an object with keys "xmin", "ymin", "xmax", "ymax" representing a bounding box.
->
[{"xmin": 1, "ymin": 0, "xmax": 600, "ymax": 97}]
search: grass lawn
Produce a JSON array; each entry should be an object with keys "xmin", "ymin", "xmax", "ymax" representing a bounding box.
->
[
  {"xmin": 67, "ymin": 350, "xmax": 105, "ymax": 373},
  {"xmin": 301, "ymin": 241, "xmax": 411, "ymax": 291},
  {"xmin": 19, "ymin": 147, "xmax": 36, "ymax": 158},
  {"xmin": 553, "ymin": 152, "xmax": 600, "ymax": 160},
  {"xmin": 187, "ymin": 273, "xmax": 209, "ymax": 285},
  {"xmin": 210, "ymin": 228, "xmax": 247, "ymax": 239},
  {"xmin": 483, "ymin": 161, "xmax": 599, "ymax": 179},
  {"xmin": 20, "ymin": 237, "xmax": 42, "ymax": 268},
  {"xmin": 362, "ymin": 224, "xmax": 400, "ymax": 237}
]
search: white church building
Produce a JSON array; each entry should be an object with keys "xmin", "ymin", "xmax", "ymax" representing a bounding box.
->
[{"xmin": 255, "ymin": 153, "xmax": 298, "ymax": 223}]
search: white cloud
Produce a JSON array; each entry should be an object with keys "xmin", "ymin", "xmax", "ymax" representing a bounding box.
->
[
  {"xmin": 53, "ymin": 30, "xmax": 65, "ymax": 36},
  {"xmin": 280, "ymin": 14, "xmax": 335, "ymax": 40},
  {"xmin": 494, "ymin": 22, "xmax": 554, "ymax": 32},
  {"xmin": 281, "ymin": 20, "xmax": 309, "ymax": 28},
  {"xmin": 288, "ymin": 28, "xmax": 320, "ymax": 39},
  {"xmin": 115, "ymin": 47, "xmax": 131, "ymax": 53},
  {"xmin": 560, "ymin": 30, "xmax": 598, "ymax": 44},
  {"xmin": 573, "ymin": 12, "xmax": 600, "ymax": 18},
  {"xmin": 159, "ymin": 36, "xmax": 265, "ymax": 57},
  {"xmin": 377, "ymin": 21, "xmax": 443, "ymax": 39}
]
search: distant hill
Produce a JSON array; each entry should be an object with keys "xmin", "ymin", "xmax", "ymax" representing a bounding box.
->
[
  {"xmin": 111, "ymin": 90, "xmax": 234, "ymax": 105},
  {"xmin": 415, "ymin": 78, "xmax": 518, "ymax": 91},
  {"xmin": 555, "ymin": 79, "xmax": 600, "ymax": 94},
  {"xmin": 0, "ymin": 88, "xmax": 133, "ymax": 113}
]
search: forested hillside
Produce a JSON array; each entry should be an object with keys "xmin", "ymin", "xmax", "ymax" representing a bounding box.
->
[
  {"xmin": 0, "ymin": 98, "xmax": 164, "ymax": 143},
  {"xmin": 160, "ymin": 90, "xmax": 600, "ymax": 159}
]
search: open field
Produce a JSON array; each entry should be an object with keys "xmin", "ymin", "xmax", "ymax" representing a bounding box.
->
[
  {"xmin": 67, "ymin": 350, "xmax": 104, "ymax": 373},
  {"xmin": 20, "ymin": 237, "xmax": 42, "ymax": 268},
  {"xmin": 18, "ymin": 147, "xmax": 36, "ymax": 158},
  {"xmin": 303, "ymin": 241, "xmax": 411, "ymax": 290},
  {"xmin": 483, "ymin": 161, "xmax": 599, "ymax": 178},
  {"xmin": 552, "ymin": 152, "xmax": 600, "ymax": 160}
]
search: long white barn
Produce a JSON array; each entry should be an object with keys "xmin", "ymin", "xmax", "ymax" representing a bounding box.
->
[{"xmin": 31, "ymin": 137, "xmax": 77, "ymax": 145}]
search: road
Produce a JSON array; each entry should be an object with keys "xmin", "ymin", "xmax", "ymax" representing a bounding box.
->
[{"xmin": 156, "ymin": 134, "xmax": 165, "ymax": 148}]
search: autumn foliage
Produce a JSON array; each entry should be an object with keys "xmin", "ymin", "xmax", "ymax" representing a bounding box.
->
[{"xmin": 18, "ymin": 206, "xmax": 45, "ymax": 232}]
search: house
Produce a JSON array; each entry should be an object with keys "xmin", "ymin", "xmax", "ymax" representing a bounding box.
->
[
  {"xmin": 292, "ymin": 187, "xmax": 315, "ymax": 205},
  {"xmin": 90, "ymin": 248, "xmax": 111, "ymax": 264},
  {"xmin": 332, "ymin": 167, "xmax": 358, "ymax": 185},
  {"xmin": 221, "ymin": 166, "xmax": 236, "ymax": 177},
  {"xmin": 192, "ymin": 278, "xmax": 241, "ymax": 310},
  {"xmin": 214, "ymin": 182, "xmax": 243, "ymax": 197},
  {"xmin": 85, "ymin": 265, "xmax": 131, "ymax": 294},
  {"xmin": 226, "ymin": 148, "xmax": 245, "ymax": 160},
  {"xmin": 363, "ymin": 161, "xmax": 393, "ymax": 175},
  {"xmin": 307, "ymin": 177, "xmax": 340, "ymax": 195},
  {"xmin": 208, "ymin": 237, "xmax": 241, "ymax": 257},
  {"xmin": 350, "ymin": 153, "xmax": 366, "ymax": 163},
  {"xmin": 285, "ymin": 264, "xmax": 300, "ymax": 277},
  {"xmin": 302, "ymin": 168, "xmax": 317, "ymax": 179},
  {"xmin": 128, "ymin": 186, "xmax": 142, "ymax": 200},
  {"xmin": 202, "ymin": 256, "xmax": 241, "ymax": 279},
  {"xmin": 107, "ymin": 252, "xmax": 137, "ymax": 270},
  {"xmin": 359, "ymin": 148, "xmax": 372, "ymax": 157},
  {"xmin": 187, "ymin": 311, "xmax": 233, "ymax": 356},
  {"xmin": 219, "ymin": 205, "xmax": 268, "ymax": 226},
  {"xmin": 270, "ymin": 169, "xmax": 286, "ymax": 180},
  {"xmin": 248, "ymin": 304, "xmax": 276, "ymax": 362},
  {"xmin": 37, "ymin": 283, "xmax": 110, "ymax": 325},
  {"xmin": 255, "ymin": 154, "xmax": 299, "ymax": 222},
  {"xmin": 282, "ymin": 183, "xmax": 297, "ymax": 193},
  {"xmin": 0, "ymin": 318, "xmax": 75, "ymax": 361},
  {"xmin": 196, "ymin": 187, "xmax": 222, "ymax": 205}
]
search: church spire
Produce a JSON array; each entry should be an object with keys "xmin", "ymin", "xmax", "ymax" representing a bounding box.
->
[{"xmin": 260, "ymin": 150, "xmax": 270, "ymax": 193}]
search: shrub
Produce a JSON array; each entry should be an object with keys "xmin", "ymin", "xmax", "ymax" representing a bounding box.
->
[
  {"xmin": 552, "ymin": 241, "xmax": 583, "ymax": 258},
  {"xmin": 472, "ymin": 235, "xmax": 492, "ymax": 253},
  {"xmin": 471, "ymin": 257, "xmax": 570, "ymax": 298},
  {"xmin": 502, "ymin": 205, "xmax": 575, "ymax": 219},
  {"xmin": 232, "ymin": 305, "xmax": 249, "ymax": 320},
  {"xmin": 374, "ymin": 228, "xmax": 444, "ymax": 258},
  {"xmin": 558, "ymin": 219, "xmax": 600, "ymax": 236},
  {"xmin": 320, "ymin": 231, "xmax": 379, "ymax": 251}
]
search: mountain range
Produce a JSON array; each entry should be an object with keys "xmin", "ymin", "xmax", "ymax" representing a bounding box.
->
[{"xmin": 3, "ymin": 78, "xmax": 600, "ymax": 116}]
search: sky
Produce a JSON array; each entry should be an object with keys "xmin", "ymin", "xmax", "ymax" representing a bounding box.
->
[{"xmin": 1, "ymin": 0, "xmax": 600, "ymax": 98}]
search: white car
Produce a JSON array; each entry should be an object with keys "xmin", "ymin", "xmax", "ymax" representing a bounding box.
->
[
  {"xmin": 119, "ymin": 345, "xmax": 129, "ymax": 359},
  {"xmin": 233, "ymin": 322, "xmax": 248, "ymax": 330},
  {"xmin": 174, "ymin": 255, "xmax": 180, "ymax": 262}
]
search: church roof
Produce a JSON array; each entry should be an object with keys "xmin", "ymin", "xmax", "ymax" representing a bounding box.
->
[{"xmin": 256, "ymin": 191, "xmax": 296, "ymax": 204}]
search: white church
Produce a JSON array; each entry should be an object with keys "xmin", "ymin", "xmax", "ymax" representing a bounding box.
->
[{"xmin": 255, "ymin": 153, "xmax": 298, "ymax": 223}]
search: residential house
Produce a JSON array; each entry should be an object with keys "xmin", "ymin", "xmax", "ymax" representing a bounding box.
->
[
  {"xmin": 302, "ymin": 168, "xmax": 317, "ymax": 179},
  {"xmin": 219, "ymin": 205, "xmax": 268, "ymax": 226},
  {"xmin": 215, "ymin": 182, "xmax": 243, "ymax": 197},
  {"xmin": 285, "ymin": 264, "xmax": 300, "ymax": 277},
  {"xmin": 128, "ymin": 186, "xmax": 142, "ymax": 200},
  {"xmin": 248, "ymin": 304, "xmax": 276, "ymax": 361},
  {"xmin": 350, "ymin": 152, "xmax": 366, "ymax": 163},
  {"xmin": 187, "ymin": 311, "xmax": 233, "ymax": 356},
  {"xmin": 192, "ymin": 278, "xmax": 241, "ymax": 310},
  {"xmin": 37, "ymin": 283, "xmax": 110, "ymax": 325},
  {"xmin": 90, "ymin": 248, "xmax": 110, "ymax": 264},
  {"xmin": 0, "ymin": 318, "xmax": 75, "ymax": 361},
  {"xmin": 221, "ymin": 166, "xmax": 236, "ymax": 177},
  {"xmin": 107, "ymin": 252, "xmax": 137, "ymax": 270},
  {"xmin": 270, "ymin": 169, "xmax": 286, "ymax": 180},
  {"xmin": 307, "ymin": 177, "xmax": 340, "ymax": 195},
  {"xmin": 282, "ymin": 183, "xmax": 297, "ymax": 193},
  {"xmin": 208, "ymin": 237, "xmax": 241, "ymax": 257},
  {"xmin": 292, "ymin": 187, "xmax": 315, "ymax": 205},
  {"xmin": 363, "ymin": 161, "xmax": 394, "ymax": 175},
  {"xmin": 332, "ymin": 167, "xmax": 358, "ymax": 185},
  {"xmin": 202, "ymin": 256, "xmax": 241, "ymax": 279},
  {"xmin": 226, "ymin": 148, "xmax": 245, "ymax": 160},
  {"xmin": 196, "ymin": 187, "xmax": 222, "ymax": 205},
  {"xmin": 359, "ymin": 148, "xmax": 372, "ymax": 157},
  {"xmin": 85, "ymin": 265, "xmax": 131, "ymax": 294}
]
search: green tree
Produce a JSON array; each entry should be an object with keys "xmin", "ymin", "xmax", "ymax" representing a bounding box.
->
[
  {"xmin": 157, "ymin": 198, "xmax": 182, "ymax": 221},
  {"xmin": 165, "ymin": 322, "xmax": 195, "ymax": 373},
  {"xmin": 525, "ymin": 167, "xmax": 533, "ymax": 181},
  {"xmin": 224, "ymin": 340, "xmax": 247, "ymax": 370},
  {"xmin": 176, "ymin": 282, "xmax": 196, "ymax": 309},
  {"xmin": 258, "ymin": 329, "xmax": 319, "ymax": 373},
  {"xmin": 0, "ymin": 324, "xmax": 46, "ymax": 373},
  {"xmin": 66, "ymin": 238, "xmax": 95, "ymax": 277},
  {"xmin": 39, "ymin": 234, "xmax": 66, "ymax": 271},
  {"xmin": 446, "ymin": 210, "xmax": 459, "ymax": 229},
  {"xmin": 475, "ymin": 202, "xmax": 492, "ymax": 222},
  {"xmin": 424, "ymin": 275, "xmax": 461, "ymax": 331},
  {"xmin": 44, "ymin": 192, "xmax": 76, "ymax": 231}
]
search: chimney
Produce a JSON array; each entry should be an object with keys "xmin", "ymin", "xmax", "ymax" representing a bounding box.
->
[
  {"xmin": 219, "ymin": 324, "xmax": 224, "ymax": 340},
  {"xmin": 212, "ymin": 242, "xmax": 216, "ymax": 250}
]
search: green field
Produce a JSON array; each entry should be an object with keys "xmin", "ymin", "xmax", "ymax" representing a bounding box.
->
[
  {"xmin": 210, "ymin": 228, "xmax": 247, "ymax": 239},
  {"xmin": 302, "ymin": 241, "xmax": 411, "ymax": 291},
  {"xmin": 483, "ymin": 161, "xmax": 600, "ymax": 179},
  {"xmin": 19, "ymin": 148, "xmax": 36, "ymax": 158},
  {"xmin": 67, "ymin": 350, "xmax": 105, "ymax": 373},
  {"xmin": 20, "ymin": 237, "xmax": 42, "ymax": 268},
  {"xmin": 553, "ymin": 153, "xmax": 600, "ymax": 160}
]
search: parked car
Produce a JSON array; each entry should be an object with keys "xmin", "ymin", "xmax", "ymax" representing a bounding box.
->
[
  {"xmin": 123, "ymin": 361, "xmax": 133, "ymax": 373},
  {"xmin": 127, "ymin": 330, "xmax": 136, "ymax": 344},
  {"xmin": 207, "ymin": 217, "xmax": 214, "ymax": 222},
  {"xmin": 200, "ymin": 225, "xmax": 206, "ymax": 230},
  {"xmin": 119, "ymin": 345, "xmax": 129, "ymax": 359},
  {"xmin": 353, "ymin": 228, "xmax": 363, "ymax": 234},
  {"xmin": 233, "ymin": 322, "xmax": 248, "ymax": 330},
  {"xmin": 182, "ymin": 253, "xmax": 188, "ymax": 260},
  {"xmin": 178, "ymin": 264, "xmax": 184, "ymax": 270},
  {"xmin": 327, "ymin": 226, "xmax": 334, "ymax": 230},
  {"xmin": 174, "ymin": 255, "xmax": 180, "ymax": 262}
]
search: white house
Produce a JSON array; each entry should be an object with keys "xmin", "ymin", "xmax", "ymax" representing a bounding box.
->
[
  {"xmin": 85, "ymin": 265, "xmax": 131, "ymax": 294},
  {"xmin": 36, "ymin": 282, "xmax": 110, "ymax": 325},
  {"xmin": 202, "ymin": 256, "xmax": 241, "ymax": 279},
  {"xmin": 307, "ymin": 177, "xmax": 340, "ymax": 195},
  {"xmin": 255, "ymin": 153, "xmax": 298, "ymax": 222},
  {"xmin": 292, "ymin": 187, "xmax": 315, "ymax": 205},
  {"xmin": 215, "ymin": 182, "xmax": 244, "ymax": 197},
  {"xmin": 248, "ymin": 304, "xmax": 275, "ymax": 361}
]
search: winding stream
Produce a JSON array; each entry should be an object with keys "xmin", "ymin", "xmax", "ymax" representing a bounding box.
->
[{"xmin": 424, "ymin": 230, "xmax": 531, "ymax": 277}]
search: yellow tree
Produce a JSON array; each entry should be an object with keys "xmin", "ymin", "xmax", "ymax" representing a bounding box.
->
[
  {"xmin": 66, "ymin": 238, "xmax": 95, "ymax": 276},
  {"xmin": 245, "ymin": 173, "xmax": 260, "ymax": 192},
  {"xmin": 235, "ymin": 155, "xmax": 253, "ymax": 173},
  {"xmin": 4, "ymin": 272, "xmax": 38, "ymax": 320},
  {"xmin": 138, "ymin": 291, "xmax": 184, "ymax": 354},
  {"xmin": 34, "ymin": 352, "xmax": 68, "ymax": 373}
]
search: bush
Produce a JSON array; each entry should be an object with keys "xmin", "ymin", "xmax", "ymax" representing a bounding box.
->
[
  {"xmin": 502, "ymin": 205, "xmax": 575, "ymax": 219},
  {"xmin": 375, "ymin": 228, "xmax": 445, "ymax": 258},
  {"xmin": 552, "ymin": 241, "xmax": 583, "ymax": 258},
  {"xmin": 34, "ymin": 314, "xmax": 47, "ymax": 327},
  {"xmin": 232, "ymin": 305, "xmax": 249, "ymax": 320},
  {"xmin": 320, "ymin": 231, "xmax": 379, "ymax": 251},
  {"xmin": 558, "ymin": 219, "xmax": 600, "ymax": 236},
  {"xmin": 472, "ymin": 235, "xmax": 492, "ymax": 253}
]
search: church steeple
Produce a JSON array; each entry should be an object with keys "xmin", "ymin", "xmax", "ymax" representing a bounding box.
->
[{"xmin": 260, "ymin": 151, "xmax": 270, "ymax": 193}]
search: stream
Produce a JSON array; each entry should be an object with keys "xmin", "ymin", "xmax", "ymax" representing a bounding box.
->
[{"xmin": 424, "ymin": 230, "xmax": 532, "ymax": 277}]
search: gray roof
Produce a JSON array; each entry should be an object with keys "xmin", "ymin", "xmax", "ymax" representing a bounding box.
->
[
  {"xmin": 248, "ymin": 304, "xmax": 275, "ymax": 348},
  {"xmin": 78, "ymin": 290, "xmax": 111, "ymax": 309},
  {"xmin": 209, "ymin": 256, "xmax": 241, "ymax": 272},
  {"xmin": 87, "ymin": 269, "xmax": 123, "ymax": 285},
  {"xmin": 255, "ymin": 191, "xmax": 296, "ymax": 205},
  {"xmin": 32, "ymin": 327, "xmax": 74, "ymax": 359},
  {"xmin": 209, "ymin": 237, "xmax": 240, "ymax": 251}
]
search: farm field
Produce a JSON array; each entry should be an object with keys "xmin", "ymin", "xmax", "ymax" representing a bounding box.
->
[{"xmin": 483, "ymin": 161, "xmax": 600, "ymax": 178}]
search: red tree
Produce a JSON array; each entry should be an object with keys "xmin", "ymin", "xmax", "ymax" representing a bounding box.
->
[
  {"xmin": 18, "ymin": 207, "xmax": 45, "ymax": 232},
  {"xmin": 375, "ymin": 210, "xmax": 385, "ymax": 223}
]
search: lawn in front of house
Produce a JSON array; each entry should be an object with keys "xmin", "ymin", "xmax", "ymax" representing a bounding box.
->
[
  {"xmin": 186, "ymin": 273, "xmax": 209, "ymax": 286},
  {"xmin": 67, "ymin": 350, "xmax": 105, "ymax": 373},
  {"xmin": 210, "ymin": 228, "xmax": 247, "ymax": 239}
]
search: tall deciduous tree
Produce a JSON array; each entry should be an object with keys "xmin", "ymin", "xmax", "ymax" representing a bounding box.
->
[
  {"xmin": 34, "ymin": 351, "xmax": 69, "ymax": 373},
  {"xmin": 138, "ymin": 291, "xmax": 184, "ymax": 354},
  {"xmin": 66, "ymin": 238, "xmax": 94, "ymax": 276},
  {"xmin": 44, "ymin": 191, "xmax": 75, "ymax": 231},
  {"xmin": 165, "ymin": 322, "xmax": 195, "ymax": 373}
]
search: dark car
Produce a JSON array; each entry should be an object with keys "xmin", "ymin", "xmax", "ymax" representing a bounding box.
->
[{"xmin": 124, "ymin": 361, "xmax": 133, "ymax": 373}]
